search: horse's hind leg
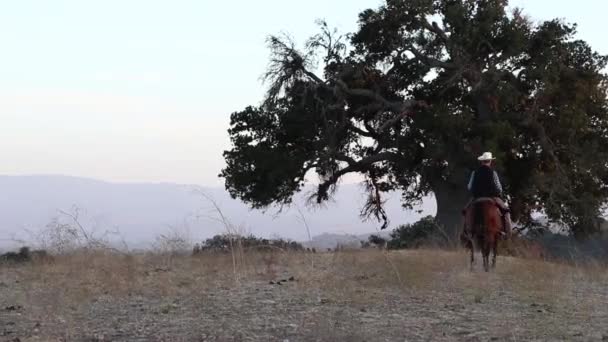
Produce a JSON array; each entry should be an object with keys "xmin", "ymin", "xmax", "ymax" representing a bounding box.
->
[
  {"xmin": 468, "ymin": 238, "xmax": 476, "ymax": 271},
  {"xmin": 469, "ymin": 242, "xmax": 475, "ymax": 271},
  {"xmin": 482, "ymin": 242, "xmax": 490, "ymax": 272}
]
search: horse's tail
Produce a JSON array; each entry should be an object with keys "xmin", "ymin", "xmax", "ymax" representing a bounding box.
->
[{"xmin": 473, "ymin": 201, "xmax": 485, "ymax": 237}]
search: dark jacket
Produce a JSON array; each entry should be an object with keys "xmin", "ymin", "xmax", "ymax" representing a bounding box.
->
[{"xmin": 467, "ymin": 165, "xmax": 503, "ymax": 198}]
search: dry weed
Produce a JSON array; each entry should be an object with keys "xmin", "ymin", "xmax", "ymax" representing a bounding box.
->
[{"xmin": 2, "ymin": 247, "xmax": 608, "ymax": 341}]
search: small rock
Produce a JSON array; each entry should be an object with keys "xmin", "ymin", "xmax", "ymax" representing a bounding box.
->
[
  {"xmin": 4, "ymin": 306, "xmax": 22, "ymax": 312},
  {"xmin": 602, "ymin": 335, "xmax": 608, "ymax": 341},
  {"xmin": 269, "ymin": 281, "xmax": 275, "ymax": 285},
  {"xmin": 288, "ymin": 276, "xmax": 295, "ymax": 281},
  {"xmin": 360, "ymin": 308, "xmax": 367, "ymax": 312},
  {"xmin": 92, "ymin": 333, "xmax": 106, "ymax": 341}
]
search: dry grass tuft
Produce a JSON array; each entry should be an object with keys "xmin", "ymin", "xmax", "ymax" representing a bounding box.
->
[{"xmin": 2, "ymin": 246, "xmax": 608, "ymax": 341}]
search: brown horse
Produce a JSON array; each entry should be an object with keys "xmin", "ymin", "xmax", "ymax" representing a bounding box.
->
[{"xmin": 462, "ymin": 198, "xmax": 503, "ymax": 272}]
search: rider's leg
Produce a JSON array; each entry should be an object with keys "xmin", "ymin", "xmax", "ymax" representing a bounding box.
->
[
  {"xmin": 503, "ymin": 212, "xmax": 513, "ymax": 237},
  {"xmin": 493, "ymin": 198, "xmax": 512, "ymax": 237}
]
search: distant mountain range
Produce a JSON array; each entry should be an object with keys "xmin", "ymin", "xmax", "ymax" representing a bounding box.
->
[{"xmin": 0, "ymin": 175, "xmax": 435, "ymax": 250}]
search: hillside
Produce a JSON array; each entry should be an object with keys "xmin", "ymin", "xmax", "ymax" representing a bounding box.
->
[
  {"xmin": 1, "ymin": 248, "xmax": 606, "ymax": 341},
  {"xmin": 0, "ymin": 175, "xmax": 435, "ymax": 249}
]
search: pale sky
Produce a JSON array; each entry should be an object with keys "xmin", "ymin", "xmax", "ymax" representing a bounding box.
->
[{"xmin": 1, "ymin": 0, "xmax": 606, "ymax": 186}]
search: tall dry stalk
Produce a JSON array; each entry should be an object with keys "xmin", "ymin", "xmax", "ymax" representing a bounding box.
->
[
  {"xmin": 11, "ymin": 205, "xmax": 128, "ymax": 254},
  {"xmin": 296, "ymin": 205, "xmax": 315, "ymax": 270},
  {"xmin": 194, "ymin": 189, "xmax": 246, "ymax": 284}
]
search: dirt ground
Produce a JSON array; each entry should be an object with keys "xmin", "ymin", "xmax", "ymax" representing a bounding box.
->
[{"xmin": 1, "ymin": 248, "xmax": 608, "ymax": 341}]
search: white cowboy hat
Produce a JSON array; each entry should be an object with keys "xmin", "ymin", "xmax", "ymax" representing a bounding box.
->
[{"xmin": 477, "ymin": 152, "xmax": 496, "ymax": 161}]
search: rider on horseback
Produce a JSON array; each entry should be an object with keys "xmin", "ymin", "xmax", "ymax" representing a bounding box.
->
[{"xmin": 464, "ymin": 152, "xmax": 512, "ymax": 238}]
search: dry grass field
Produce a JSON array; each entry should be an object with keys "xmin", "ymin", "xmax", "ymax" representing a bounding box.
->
[{"xmin": 1, "ymin": 247, "xmax": 608, "ymax": 341}]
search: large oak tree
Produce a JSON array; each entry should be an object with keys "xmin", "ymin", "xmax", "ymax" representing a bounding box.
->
[{"xmin": 220, "ymin": 0, "xmax": 608, "ymax": 238}]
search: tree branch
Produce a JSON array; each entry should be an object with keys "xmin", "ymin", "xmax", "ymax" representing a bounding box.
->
[
  {"xmin": 347, "ymin": 121, "xmax": 377, "ymax": 138},
  {"xmin": 334, "ymin": 152, "xmax": 357, "ymax": 166},
  {"xmin": 334, "ymin": 79, "xmax": 419, "ymax": 114},
  {"xmin": 361, "ymin": 173, "xmax": 389, "ymax": 229},
  {"xmin": 422, "ymin": 19, "xmax": 449, "ymax": 44},
  {"xmin": 405, "ymin": 44, "xmax": 455, "ymax": 69},
  {"xmin": 316, "ymin": 152, "xmax": 401, "ymax": 202},
  {"xmin": 363, "ymin": 120, "xmax": 379, "ymax": 137},
  {"xmin": 419, "ymin": 18, "xmax": 467, "ymax": 70},
  {"xmin": 378, "ymin": 110, "xmax": 413, "ymax": 132},
  {"xmin": 302, "ymin": 69, "xmax": 325, "ymax": 85}
]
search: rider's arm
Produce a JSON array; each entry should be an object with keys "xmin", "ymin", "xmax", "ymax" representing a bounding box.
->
[
  {"xmin": 467, "ymin": 171, "xmax": 475, "ymax": 191},
  {"xmin": 493, "ymin": 171, "xmax": 503, "ymax": 195}
]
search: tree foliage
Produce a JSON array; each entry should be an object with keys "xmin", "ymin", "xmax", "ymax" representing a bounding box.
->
[{"xmin": 220, "ymin": 0, "xmax": 608, "ymax": 237}]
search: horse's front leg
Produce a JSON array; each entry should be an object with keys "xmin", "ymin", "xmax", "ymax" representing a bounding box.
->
[{"xmin": 491, "ymin": 240, "xmax": 497, "ymax": 269}]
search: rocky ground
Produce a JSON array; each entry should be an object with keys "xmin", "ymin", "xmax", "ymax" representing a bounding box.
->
[{"xmin": 1, "ymin": 249, "xmax": 607, "ymax": 341}]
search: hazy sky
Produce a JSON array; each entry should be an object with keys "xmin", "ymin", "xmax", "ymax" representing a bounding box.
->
[{"xmin": 1, "ymin": 0, "xmax": 606, "ymax": 186}]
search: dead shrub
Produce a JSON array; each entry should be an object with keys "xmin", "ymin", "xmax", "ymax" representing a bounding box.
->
[{"xmin": 498, "ymin": 235, "xmax": 547, "ymax": 260}]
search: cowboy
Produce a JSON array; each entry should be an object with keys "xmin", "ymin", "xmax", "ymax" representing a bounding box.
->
[{"xmin": 464, "ymin": 152, "xmax": 512, "ymax": 238}]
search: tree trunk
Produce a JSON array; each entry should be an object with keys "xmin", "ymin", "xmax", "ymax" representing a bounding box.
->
[{"xmin": 432, "ymin": 180, "xmax": 471, "ymax": 242}]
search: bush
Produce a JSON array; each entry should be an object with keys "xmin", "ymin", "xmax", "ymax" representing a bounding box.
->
[
  {"xmin": 366, "ymin": 234, "xmax": 387, "ymax": 248},
  {"xmin": 1, "ymin": 246, "xmax": 51, "ymax": 264},
  {"xmin": 387, "ymin": 216, "xmax": 441, "ymax": 250},
  {"xmin": 193, "ymin": 234, "xmax": 304, "ymax": 254}
]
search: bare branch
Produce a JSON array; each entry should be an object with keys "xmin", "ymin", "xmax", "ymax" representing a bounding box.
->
[
  {"xmin": 58, "ymin": 208, "xmax": 90, "ymax": 243},
  {"xmin": 360, "ymin": 175, "xmax": 389, "ymax": 230}
]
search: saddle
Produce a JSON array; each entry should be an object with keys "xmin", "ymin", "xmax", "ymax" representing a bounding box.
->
[
  {"xmin": 462, "ymin": 197, "xmax": 498, "ymax": 215},
  {"xmin": 461, "ymin": 197, "xmax": 508, "ymax": 240}
]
